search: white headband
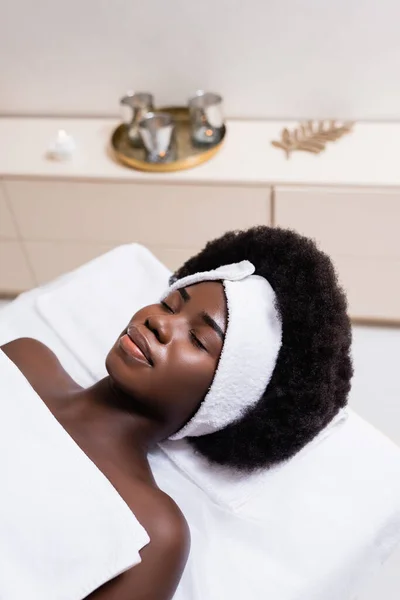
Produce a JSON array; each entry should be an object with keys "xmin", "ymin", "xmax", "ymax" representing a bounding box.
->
[{"xmin": 162, "ymin": 261, "xmax": 282, "ymax": 440}]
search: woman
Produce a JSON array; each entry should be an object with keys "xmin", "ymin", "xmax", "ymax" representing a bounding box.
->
[{"xmin": 1, "ymin": 226, "xmax": 352, "ymax": 600}]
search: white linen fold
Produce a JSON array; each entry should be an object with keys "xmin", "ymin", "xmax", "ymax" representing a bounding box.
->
[{"xmin": 0, "ymin": 349, "xmax": 149, "ymax": 600}]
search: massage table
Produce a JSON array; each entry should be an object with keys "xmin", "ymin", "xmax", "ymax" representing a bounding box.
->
[{"xmin": 0, "ymin": 244, "xmax": 399, "ymax": 600}]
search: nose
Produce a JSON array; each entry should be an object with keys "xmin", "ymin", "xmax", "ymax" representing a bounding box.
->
[{"xmin": 146, "ymin": 313, "xmax": 176, "ymax": 344}]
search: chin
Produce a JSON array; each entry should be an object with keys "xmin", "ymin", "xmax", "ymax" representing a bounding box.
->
[
  {"xmin": 105, "ymin": 345, "xmax": 145, "ymax": 405},
  {"xmin": 105, "ymin": 342, "xmax": 164, "ymax": 421},
  {"xmin": 105, "ymin": 349, "xmax": 114, "ymax": 378},
  {"xmin": 105, "ymin": 345, "xmax": 132, "ymax": 391}
]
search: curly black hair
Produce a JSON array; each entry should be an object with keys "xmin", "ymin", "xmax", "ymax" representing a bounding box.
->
[{"xmin": 172, "ymin": 226, "xmax": 353, "ymax": 472}]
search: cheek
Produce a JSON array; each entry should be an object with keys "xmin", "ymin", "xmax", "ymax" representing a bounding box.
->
[{"xmin": 161, "ymin": 348, "xmax": 216, "ymax": 404}]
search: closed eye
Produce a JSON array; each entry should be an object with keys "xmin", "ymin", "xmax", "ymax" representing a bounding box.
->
[
  {"xmin": 190, "ymin": 330, "xmax": 207, "ymax": 352},
  {"xmin": 161, "ymin": 300, "xmax": 174, "ymax": 314},
  {"xmin": 162, "ymin": 300, "xmax": 207, "ymax": 352}
]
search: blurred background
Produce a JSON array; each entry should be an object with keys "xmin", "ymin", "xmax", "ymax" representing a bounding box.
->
[
  {"xmin": 1, "ymin": 1, "xmax": 400, "ymax": 599},
  {"xmin": 1, "ymin": 0, "xmax": 400, "ymax": 119}
]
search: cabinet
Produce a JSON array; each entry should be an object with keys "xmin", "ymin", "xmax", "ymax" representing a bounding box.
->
[{"xmin": 1, "ymin": 118, "xmax": 400, "ymax": 323}]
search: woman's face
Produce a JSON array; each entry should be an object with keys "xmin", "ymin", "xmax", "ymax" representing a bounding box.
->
[{"xmin": 106, "ymin": 281, "xmax": 227, "ymax": 437}]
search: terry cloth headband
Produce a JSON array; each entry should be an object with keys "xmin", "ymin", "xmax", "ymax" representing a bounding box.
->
[{"xmin": 162, "ymin": 261, "xmax": 282, "ymax": 440}]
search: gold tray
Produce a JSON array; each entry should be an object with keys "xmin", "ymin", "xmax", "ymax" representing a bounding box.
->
[{"xmin": 111, "ymin": 106, "xmax": 226, "ymax": 173}]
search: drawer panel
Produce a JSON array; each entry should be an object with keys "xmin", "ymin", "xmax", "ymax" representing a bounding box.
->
[
  {"xmin": 6, "ymin": 180, "xmax": 270, "ymax": 246},
  {"xmin": 0, "ymin": 183, "xmax": 18, "ymax": 239},
  {"xmin": 334, "ymin": 255, "xmax": 400, "ymax": 322},
  {"xmin": 0, "ymin": 241, "xmax": 35, "ymax": 293},
  {"xmin": 147, "ymin": 246, "xmax": 200, "ymax": 273},
  {"xmin": 274, "ymin": 186, "xmax": 400, "ymax": 322},
  {"xmin": 24, "ymin": 241, "xmax": 117, "ymax": 285},
  {"xmin": 274, "ymin": 187, "xmax": 400, "ymax": 259}
]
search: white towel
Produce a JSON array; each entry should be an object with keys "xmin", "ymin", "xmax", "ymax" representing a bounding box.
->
[
  {"xmin": 2, "ymin": 243, "xmax": 400, "ymax": 600},
  {"xmin": 37, "ymin": 244, "xmax": 170, "ymax": 383},
  {"xmin": 0, "ymin": 349, "xmax": 149, "ymax": 600},
  {"xmin": 163, "ymin": 261, "xmax": 283, "ymax": 439}
]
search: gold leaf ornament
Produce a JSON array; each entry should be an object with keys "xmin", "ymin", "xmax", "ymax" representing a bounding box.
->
[{"xmin": 271, "ymin": 120, "xmax": 354, "ymax": 158}]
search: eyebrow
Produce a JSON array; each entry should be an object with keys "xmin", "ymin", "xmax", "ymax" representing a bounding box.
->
[
  {"xmin": 201, "ymin": 311, "xmax": 225, "ymax": 341},
  {"xmin": 178, "ymin": 287, "xmax": 191, "ymax": 302},
  {"xmin": 178, "ymin": 287, "xmax": 225, "ymax": 341}
]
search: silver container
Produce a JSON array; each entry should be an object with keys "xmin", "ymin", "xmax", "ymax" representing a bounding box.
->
[
  {"xmin": 138, "ymin": 112, "xmax": 176, "ymax": 163},
  {"xmin": 188, "ymin": 91, "xmax": 224, "ymax": 147},
  {"xmin": 120, "ymin": 92, "xmax": 154, "ymax": 147}
]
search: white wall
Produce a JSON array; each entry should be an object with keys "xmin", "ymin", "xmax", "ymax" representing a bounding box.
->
[{"xmin": 2, "ymin": 0, "xmax": 400, "ymax": 119}]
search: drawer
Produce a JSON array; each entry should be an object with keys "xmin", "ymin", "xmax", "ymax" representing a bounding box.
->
[
  {"xmin": 0, "ymin": 241, "xmax": 35, "ymax": 294},
  {"xmin": 333, "ymin": 255, "xmax": 400, "ymax": 323},
  {"xmin": 147, "ymin": 246, "xmax": 200, "ymax": 273},
  {"xmin": 6, "ymin": 180, "xmax": 270, "ymax": 246},
  {"xmin": 24, "ymin": 241, "xmax": 118, "ymax": 285},
  {"xmin": 0, "ymin": 183, "xmax": 18, "ymax": 239},
  {"xmin": 274, "ymin": 186, "xmax": 400, "ymax": 322},
  {"xmin": 274, "ymin": 187, "xmax": 400, "ymax": 259}
]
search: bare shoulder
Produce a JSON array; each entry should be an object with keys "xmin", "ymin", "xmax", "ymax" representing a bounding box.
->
[
  {"xmin": 135, "ymin": 483, "xmax": 190, "ymax": 552},
  {"xmin": 2, "ymin": 337, "xmax": 57, "ymax": 364},
  {"xmin": 86, "ymin": 484, "xmax": 190, "ymax": 600},
  {"xmin": 1, "ymin": 337, "xmax": 79, "ymax": 396},
  {"xmin": 122, "ymin": 478, "xmax": 190, "ymax": 565}
]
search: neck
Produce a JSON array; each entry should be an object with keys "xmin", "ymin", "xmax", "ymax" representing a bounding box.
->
[{"xmin": 57, "ymin": 378, "xmax": 167, "ymax": 458}]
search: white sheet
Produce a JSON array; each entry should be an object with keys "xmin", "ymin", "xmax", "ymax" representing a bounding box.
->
[
  {"xmin": 1, "ymin": 243, "xmax": 400, "ymax": 600},
  {"xmin": 0, "ymin": 349, "xmax": 149, "ymax": 600}
]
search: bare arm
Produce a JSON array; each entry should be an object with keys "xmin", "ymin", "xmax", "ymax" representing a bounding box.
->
[{"xmin": 85, "ymin": 508, "xmax": 190, "ymax": 600}]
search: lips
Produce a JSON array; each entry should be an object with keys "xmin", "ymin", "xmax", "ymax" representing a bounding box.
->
[{"xmin": 126, "ymin": 326, "xmax": 154, "ymax": 366}]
